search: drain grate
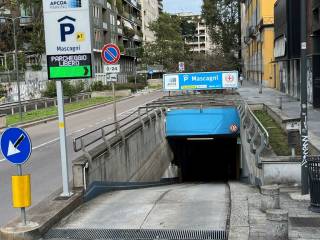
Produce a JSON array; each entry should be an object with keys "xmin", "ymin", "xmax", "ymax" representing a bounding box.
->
[
  {"xmin": 290, "ymin": 217, "xmax": 320, "ymax": 228},
  {"xmin": 45, "ymin": 228, "xmax": 227, "ymax": 240}
]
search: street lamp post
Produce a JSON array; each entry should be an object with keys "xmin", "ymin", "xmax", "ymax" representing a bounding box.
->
[{"xmin": 0, "ymin": 16, "xmax": 30, "ymax": 122}]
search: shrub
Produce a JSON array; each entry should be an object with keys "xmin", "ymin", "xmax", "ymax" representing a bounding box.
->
[
  {"xmin": 43, "ymin": 80, "xmax": 83, "ymax": 98},
  {"xmin": 31, "ymin": 64, "xmax": 42, "ymax": 71}
]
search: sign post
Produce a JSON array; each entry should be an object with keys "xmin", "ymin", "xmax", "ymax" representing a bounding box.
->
[
  {"xmin": 0, "ymin": 127, "xmax": 32, "ymax": 226},
  {"xmin": 42, "ymin": 0, "xmax": 93, "ymax": 197},
  {"xmin": 102, "ymin": 43, "xmax": 121, "ymax": 132}
]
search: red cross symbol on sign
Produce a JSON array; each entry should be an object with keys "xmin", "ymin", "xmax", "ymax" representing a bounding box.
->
[{"xmin": 226, "ymin": 74, "xmax": 234, "ymax": 82}]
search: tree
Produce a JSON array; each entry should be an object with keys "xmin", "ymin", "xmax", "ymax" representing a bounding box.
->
[
  {"xmin": 0, "ymin": 0, "xmax": 45, "ymax": 66},
  {"xmin": 202, "ymin": 0, "xmax": 240, "ymax": 56},
  {"xmin": 141, "ymin": 13, "xmax": 190, "ymax": 72}
]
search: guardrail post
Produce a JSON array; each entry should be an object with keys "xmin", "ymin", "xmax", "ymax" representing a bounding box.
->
[
  {"xmin": 11, "ymin": 107, "xmax": 14, "ymax": 115},
  {"xmin": 44, "ymin": 100, "xmax": 48, "ymax": 108},
  {"xmin": 35, "ymin": 103, "xmax": 38, "ymax": 111},
  {"xmin": 23, "ymin": 105, "xmax": 27, "ymax": 113}
]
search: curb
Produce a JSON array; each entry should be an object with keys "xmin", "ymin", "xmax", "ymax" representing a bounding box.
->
[
  {"xmin": 7, "ymin": 95, "xmax": 134, "ymax": 129},
  {"xmin": 0, "ymin": 189, "xmax": 83, "ymax": 240}
]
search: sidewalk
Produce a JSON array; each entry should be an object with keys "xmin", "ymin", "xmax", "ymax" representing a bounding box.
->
[
  {"xmin": 237, "ymin": 80, "xmax": 320, "ymax": 152},
  {"xmin": 229, "ymin": 182, "xmax": 320, "ymax": 240}
]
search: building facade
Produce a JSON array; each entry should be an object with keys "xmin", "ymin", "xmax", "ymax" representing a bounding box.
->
[
  {"xmin": 272, "ymin": 0, "xmax": 320, "ymax": 107},
  {"xmin": 177, "ymin": 13, "xmax": 214, "ymax": 54},
  {"xmin": 91, "ymin": 0, "xmax": 143, "ymax": 83},
  {"xmin": 274, "ymin": 0, "xmax": 301, "ymax": 98},
  {"xmin": 141, "ymin": 0, "xmax": 160, "ymax": 42},
  {"xmin": 241, "ymin": 0, "xmax": 276, "ymax": 88},
  {"xmin": 308, "ymin": 0, "xmax": 320, "ymax": 107}
]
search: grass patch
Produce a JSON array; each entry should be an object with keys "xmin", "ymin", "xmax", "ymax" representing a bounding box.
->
[
  {"xmin": 254, "ymin": 110, "xmax": 299, "ymax": 156},
  {"xmin": 7, "ymin": 97, "xmax": 115, "ymax": 126}
]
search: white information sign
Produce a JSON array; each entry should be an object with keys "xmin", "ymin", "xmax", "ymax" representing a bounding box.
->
[
  {"xmin": 104, "ymin": 64, "xmax": 121, "ymax": 74},
  {"xmin": 107, "ymin": 74, "xmax": 118, "ymax": 82},
  {"xmin": 42, "ymin": 0, "xmax": 92, "ymax": 56}
]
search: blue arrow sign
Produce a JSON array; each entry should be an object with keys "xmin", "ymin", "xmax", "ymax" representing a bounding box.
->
[{"xmin": 0, "ymin": 128, "xmax": 32, "ymax": 165}]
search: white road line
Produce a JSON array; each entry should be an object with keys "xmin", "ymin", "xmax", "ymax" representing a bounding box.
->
[{"xmin": 71, "ymin": 128, "xmax": 86, "ymax": 134}]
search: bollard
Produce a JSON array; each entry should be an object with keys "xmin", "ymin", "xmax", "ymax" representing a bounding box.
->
[
  {"xmin": 265, "ymin": 209, "xmax": 288, "ymax": 240},
  {"xmin": 278, "ymin": 96, "xmax": 283, "ymax": 110},
  {"xmin": 260, "ymin": 185, "xmax": 280, "ymax": 212}
]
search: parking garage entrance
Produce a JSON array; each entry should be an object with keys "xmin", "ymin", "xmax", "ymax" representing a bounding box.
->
[{"xmin": 166, "ymin": 107, "xmax": 241, "ymax": 182}]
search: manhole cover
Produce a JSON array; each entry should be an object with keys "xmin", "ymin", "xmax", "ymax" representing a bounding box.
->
[{"xmin": 290, "ymin": 217, "xmax": 320, "ymax": 227}]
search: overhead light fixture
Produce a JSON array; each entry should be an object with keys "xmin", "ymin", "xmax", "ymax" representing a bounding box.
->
[{"xmin": 187, "ymin": 138, "xmax": 214, "ymax": 141}]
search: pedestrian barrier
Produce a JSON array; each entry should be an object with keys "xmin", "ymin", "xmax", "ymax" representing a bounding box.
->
[{"xmin": 0, "ymin": 93, "xmax": 91, "ymax": 116}]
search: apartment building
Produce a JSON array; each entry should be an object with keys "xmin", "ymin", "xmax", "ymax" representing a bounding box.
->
[
  {"xmin": 177, "ymin": 13, "xmax": 214, "ymax": 54},
  {"xmin": 241, "ymin": 0, "xmax": 276, "ymax": 88},
  {"xmin": 274, "ymin": 0, "xmax": 301, "ymax": 97},
  {"xmin": 141, "ymin": 0, "xmax": 160, "ymax": 42},
  {"xmin": 92, "ymin": 0, "xmax": 143, "ymax": 83}
]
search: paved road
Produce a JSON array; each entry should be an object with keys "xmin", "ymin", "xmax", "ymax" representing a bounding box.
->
[
  {"xmin": 0, "ymin": 91, "xmax": 163, "ymax": 226},
  {"xmin": 45, "ymin": 183, "xmax": 229, "ymax": 239}
]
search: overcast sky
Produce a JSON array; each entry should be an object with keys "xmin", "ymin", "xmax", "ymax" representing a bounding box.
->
[{"xmin": 163, "ymin": 0, "xmax": 203, "ymax": 14}]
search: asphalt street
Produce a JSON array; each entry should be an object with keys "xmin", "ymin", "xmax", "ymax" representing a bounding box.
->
[{"xmin": 0, "ymin": 90, "xmax": 163, "ymax": 226}]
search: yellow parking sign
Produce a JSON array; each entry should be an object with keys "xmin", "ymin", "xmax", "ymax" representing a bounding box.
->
[{"xmin": 76, "ymin": 32, "xmax": 85, "ymax": 42}]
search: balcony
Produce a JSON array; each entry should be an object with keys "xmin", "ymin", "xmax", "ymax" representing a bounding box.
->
[
  {"xmin": 133, "ymin": 34, "xmax": 142, "ymax": 42},
  {"xmin": 103, "ymin": 22, "xmax": 108, "ymax": 30},
  {"xmin": 117, "ymin": 27, "xmax": 123, "ymax": 35},
  {"xmin": 123, "ymin": 0, "xmax": 141, "ymax": 11}
]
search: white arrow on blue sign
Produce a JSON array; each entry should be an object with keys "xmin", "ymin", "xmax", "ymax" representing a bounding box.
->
[{"xmin": 0, "ymin": 128, "xmax": 32, "ymax": 165}]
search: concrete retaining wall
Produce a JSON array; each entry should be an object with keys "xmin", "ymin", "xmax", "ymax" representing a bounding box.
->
[
  {"xmin": 73, "ymin": 110, "xmax": 173, "ymax": 190},
  {"xmin": 91, "ymin": 90, "xmax": 131, "ymax": 98},
  {"xmin": 240, "ymin": 104, "xmax": 302, "ymax": 186}
]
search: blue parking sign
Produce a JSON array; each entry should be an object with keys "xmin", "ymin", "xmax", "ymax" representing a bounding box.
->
[{"xmin": 0, "ymin": 128, "xmax": 32, "ymax": 165}]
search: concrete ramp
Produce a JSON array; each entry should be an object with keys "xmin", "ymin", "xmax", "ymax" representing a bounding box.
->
[{"xmin": 45, "ymin": 183, "xmax": 229, "ymax": 239}]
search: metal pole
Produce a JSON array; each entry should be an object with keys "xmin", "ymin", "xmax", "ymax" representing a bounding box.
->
[
  {"xmin": 56, "ymin": 80, "xmax": 71, "ymax": 197},
  {"xmin": 300, "ymin": 0, "xmax": 309, "ymax": 195},
  {"xmin": 13, "ymin": 18, "xmax": 22, "ymax": 122},
  {"xmin": 134, "ymin": 57, "xmax": 137, "ymax": 92},
  {"xmin": 112, "ymin": 81, "xmax": 118, "ymax": 132},
  {"xmin": 17, "ymin": 164, "xmax": 27, "ymax": 225}
]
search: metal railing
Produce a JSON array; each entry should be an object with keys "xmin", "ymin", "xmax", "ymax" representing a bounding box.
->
[
  {"xmin": 0, "ymin": 93, "xmax": 91, "ymax": 115},
  {"xmin": 73, "ymin": 106, "xmax": 164, "ymax": 153},
  {"xmin": 72, "ymin": 95, "xmax": 242, "ymax": 153},
  {"xmin": 238, "ymin": 101, "xmax": 270, "ymax": 168}
]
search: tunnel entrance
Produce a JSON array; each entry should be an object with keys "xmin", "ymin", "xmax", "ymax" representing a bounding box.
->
[{"xmin": 168, "ymin": 136, "xmax": 240, "ymax": 182}]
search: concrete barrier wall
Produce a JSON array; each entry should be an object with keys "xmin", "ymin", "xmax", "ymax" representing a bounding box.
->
[
  {"xmin": 240, "ymin": 123, "xmax": 263, "ymax": 185},
  {"xmin": 73, "ymin": 110, "xmax": 173, "ymax": 190}
]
